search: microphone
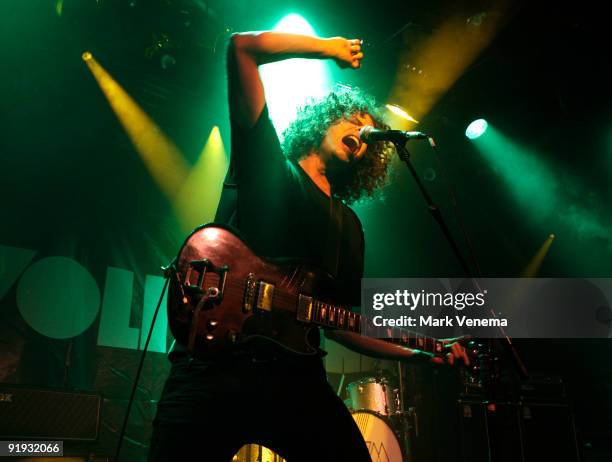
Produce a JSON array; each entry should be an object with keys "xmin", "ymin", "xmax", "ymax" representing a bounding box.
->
[{"xmin": 359, "ymin": 126, "xmax": 429, "ymax": 144}]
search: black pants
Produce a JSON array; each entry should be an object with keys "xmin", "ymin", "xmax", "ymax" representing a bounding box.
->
[{"xmin": 148, "ymin": 351, "xmax": 371, "ymax": 462}]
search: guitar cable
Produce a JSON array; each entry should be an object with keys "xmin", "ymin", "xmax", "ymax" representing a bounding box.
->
[{"xmin": 113, "ymin": 274, "xmax": 170, "ymax": 462}]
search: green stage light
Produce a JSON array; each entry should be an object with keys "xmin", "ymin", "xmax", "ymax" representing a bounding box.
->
[
  {"xmin": 465, "ymin": 119, "xmax": 488, "ymax": 139},
  {"xmin": 260, "ymin": 14, "xmax": 331, "ymax": 137}
]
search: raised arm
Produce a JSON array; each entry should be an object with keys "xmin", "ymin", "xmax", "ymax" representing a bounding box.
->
[{"xmin": 227, "ymin": 32, "xmax": 364, "ymax": 128}]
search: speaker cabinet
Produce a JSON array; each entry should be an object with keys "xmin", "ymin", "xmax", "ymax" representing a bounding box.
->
[
  {"xmin": 520, "ymin": 403, "xmax": 579, "ymax": 462},
  {"xmin": 458, "ymin": 401, "xmax": 523, "ymax": 462},
  {"xmin": 0, "ymin": 385, "xmax": 101, "ymax": 441},
  {"xmin": 457, "ymin": 401, "xmax": 579, "ymax": 462}
]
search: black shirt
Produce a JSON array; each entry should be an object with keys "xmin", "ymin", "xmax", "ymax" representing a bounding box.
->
[{"xmin": 215, "ymin": 105, "xmax": 364, "ymax": 306}]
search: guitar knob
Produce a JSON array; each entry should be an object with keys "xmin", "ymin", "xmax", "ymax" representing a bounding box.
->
[
  {"xmin": 206, "ymin": 319, "xmax": 219, "ymax": 330},
  {"xmin": 228, "ymin": 330, "xmax": 238, "ymax": 343},
  {"xmin": 205, "ymin": 334, "xmax": 214, "ymax": 341}
]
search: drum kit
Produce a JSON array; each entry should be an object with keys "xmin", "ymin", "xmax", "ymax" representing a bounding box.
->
[
  {"xmin": 233, "ymin": 374, "xmax": 412, "ymax": 462},
  {"xmin": 346, "ymin": 376, "xmax": 411, "ymax": 462}
]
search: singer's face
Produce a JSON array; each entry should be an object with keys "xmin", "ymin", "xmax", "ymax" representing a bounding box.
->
[{"xmin": 319, "ymin": 112, "xmax": 374, "ymax": 165}]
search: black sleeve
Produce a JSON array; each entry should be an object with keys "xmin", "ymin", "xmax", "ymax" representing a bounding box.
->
[{"xmin": 214, "ymin": 105, "xmax": 292, "ymax": 229}]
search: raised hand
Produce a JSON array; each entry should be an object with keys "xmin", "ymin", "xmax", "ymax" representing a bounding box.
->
[{"xmin": 327, "ymin": 37, "xmax": 364, "ymax": 69}]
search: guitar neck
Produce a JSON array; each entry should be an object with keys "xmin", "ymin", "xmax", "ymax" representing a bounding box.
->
[{"xmin": 296, "ymin": 295, "xmax": 444, "ymax": 356}]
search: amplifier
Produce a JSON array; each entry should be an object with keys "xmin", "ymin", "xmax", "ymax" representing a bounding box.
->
[
  {"xmin": 458, "ymin": 401, "xmax": 523, "ymax": 462},
  {"xmin": 457, "ymin": 401, "xmax": 580, "ymax": 462},
  {"xmin": 520, "ymin": 375, "xmax": 566, "ymax": 402},
  {"xmin": 0, "ymin": 385, "xmax": 101, "ymax": 441},
  {"xmin": 520, "ymin": 402, "xmax": 580, "ymax": 462}
]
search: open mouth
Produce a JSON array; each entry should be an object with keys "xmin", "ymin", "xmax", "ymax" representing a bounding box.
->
[{"xmin": 342, "ymin": 135, "xmax": 361, "ymax": 155}]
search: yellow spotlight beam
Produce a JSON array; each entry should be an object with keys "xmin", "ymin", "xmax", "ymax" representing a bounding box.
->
[
  {"xmin": 521, "ymin": 233, "xmax": 556, "ymax": 277},
  {"xmin": 389, "ymin": 2, "xmax": 513, "ymax": 127},
  {"xmin": 83, "ymin": 52, "xmax": 189, "ymax": 201},
  {"xmin": 385, "ymin": 104, "xmax": 419, "ymax": 124},
  {"xmin": 174, "ymin": 126, "xmax": 228, "ymax": 232}
]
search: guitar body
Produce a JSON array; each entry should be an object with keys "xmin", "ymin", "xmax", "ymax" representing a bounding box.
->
[
  {"xmin": 167, "ymin": 224, "xmax": 331, "ymax": 355},
  {"xmin": 166, "ymin": 224, "xmax": 465, "ymax": 363}
]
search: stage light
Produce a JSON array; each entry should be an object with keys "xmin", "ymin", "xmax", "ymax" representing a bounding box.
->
[
  {"xmin": 259, "ymin": 14, "xmax": 331, "ymax": 137},
  {"xmin": 389, "ymin": 7, "xmax": 510, "ymax": 124},
  {"xmin": 386, "ymin": 104, "xmax": 419, "ymax": 123},
  {"xmin": 83, "ymin": 53, "xmax": 189, "ymax": 200},
  {"xmin": 55, "ymin": 0, "xmax": 63, "ymax": 17},
  {"xmin": 521, "ymin": 233, "xmax": 556, "ymax": 277},
  {"xmin": 470, "ymin": 123, "xmax": 612, "ymax": 257},
  {"xmin": 465, "ymin": 119, "xmax": 488, "ymax": 139},
  {"xmin": 174, "ymin": 126, "xmax": 228, "ymax": 232},
  {"xmin": 469, "ymin": 123, "xmax": 557, "ymax": 219}
]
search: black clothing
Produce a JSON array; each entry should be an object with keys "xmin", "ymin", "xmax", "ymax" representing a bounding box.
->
[
  {"xmin": 150, "ymin": 107, "xmax": 370, "ymax": 461},
  {"xmin": 216, "ymin": 106, "xmax": 364, "ymax": 305},
  {"xmin": 149, "ymin": 355, "xmax": 371, "ymax": 462}
]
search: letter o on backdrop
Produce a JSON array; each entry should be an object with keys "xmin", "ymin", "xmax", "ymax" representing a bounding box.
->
[{"xmin": 17, "ymin": 257, "xmax": 101, "ymax": 339}]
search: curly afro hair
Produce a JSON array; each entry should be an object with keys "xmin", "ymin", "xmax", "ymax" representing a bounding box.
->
[{"xmin": 281, "ymin": 85, "xmax": 394, "ymax": 204}]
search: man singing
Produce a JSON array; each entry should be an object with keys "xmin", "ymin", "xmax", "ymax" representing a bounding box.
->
[{"xmin": 149, "ymin": 30, "xmax": 469, "ymax": 462}]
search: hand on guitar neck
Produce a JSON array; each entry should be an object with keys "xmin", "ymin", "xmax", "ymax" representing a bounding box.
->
[{"xmin": 431, "ymin": 336, "xmax": 472, "ymax": 366}]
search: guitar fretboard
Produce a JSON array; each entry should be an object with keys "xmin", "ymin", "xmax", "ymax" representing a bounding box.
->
[{"xmin": 296, "ymin": 295, "xmax": 444, "ymax": 355}]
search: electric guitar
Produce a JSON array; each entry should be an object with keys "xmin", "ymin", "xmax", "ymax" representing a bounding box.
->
[{"xmin": 166, "ymin": 224, "xmax": 463, "ymax": 359}]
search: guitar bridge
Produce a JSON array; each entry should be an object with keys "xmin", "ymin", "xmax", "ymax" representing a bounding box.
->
[{"xmin": 184, "ymin": 258, "xmax": 228, "ymax": 302}]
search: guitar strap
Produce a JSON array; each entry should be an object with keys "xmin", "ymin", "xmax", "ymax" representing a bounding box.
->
[{"xmin": 324, "ymin": 197, "xmax": 343, "ymax": 278}]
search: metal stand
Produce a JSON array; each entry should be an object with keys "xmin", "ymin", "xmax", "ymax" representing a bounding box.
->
[
  {"xmin": 394, "ymin": 139, "xmax": 528, "ymax": 379},
  {"xmin": 393, "ymin": 138, "xmax": 531, "ymax": 461}
]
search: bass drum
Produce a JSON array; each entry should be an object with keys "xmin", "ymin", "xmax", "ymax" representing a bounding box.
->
[
  {"xmin": 232, "ymin": 412, "xmax": 403, "ymax": 462},
  {"xmin": 352, "ymin": 410, "xmax": 404, "ymax": 462},
  {"xmin": 232, "ymin": 444, "xmax": 286, "ymax": 462}
]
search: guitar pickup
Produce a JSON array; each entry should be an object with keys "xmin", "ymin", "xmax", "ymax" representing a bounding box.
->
[
  {"xmin": 256, "ymin": 282, "xmax": 275, "ymax": 312},
  {"xmin": 296, "ymin": 295, "xmax": 314, "ymax": 322}
]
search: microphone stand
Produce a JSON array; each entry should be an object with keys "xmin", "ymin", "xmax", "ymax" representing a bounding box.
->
[
  {"xmin": 395, "ymin": 142, "xmax": 473, "ymax": 277},
  {"xmin": 394, "ymin": 140, "xmax": 529, "ymax": 381}
]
